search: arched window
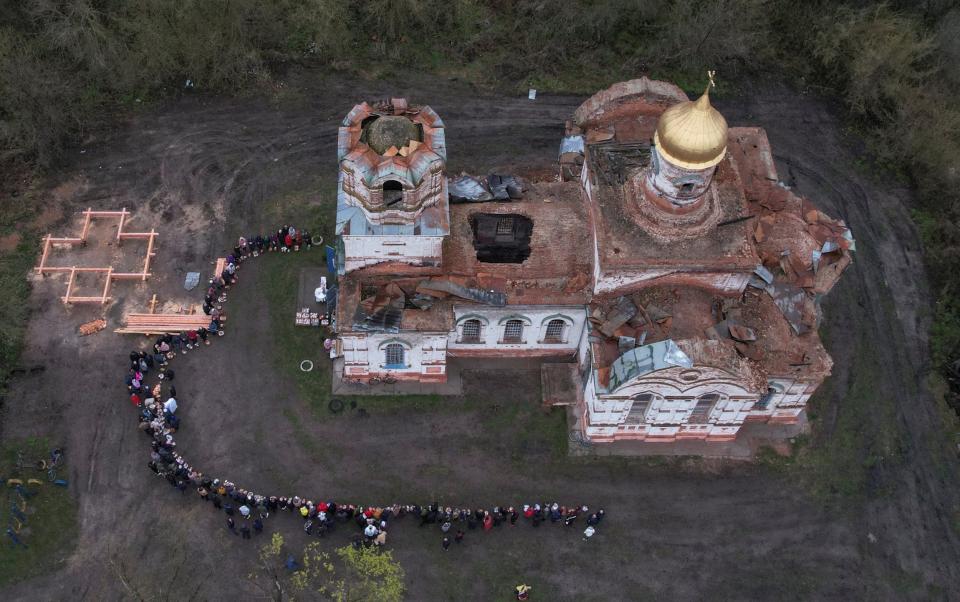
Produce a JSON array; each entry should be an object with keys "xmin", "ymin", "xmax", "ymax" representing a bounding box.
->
[
  {"xmin": 689, "ymin": 393, "xmax": 719, "ymax": 424},
  {"xmin": 624, "ymin": 394, "xmax": 652, "ymax": 425},
  {"xmin": 384, "ymin": 343, "xmax": 405, "ymax": 367},
  {"xmin": 383, "ymin": 180, "xmax": 403, "ymax": 206},
  {"xmin": 544, "ymin": 319, "xmax": 566, "ymax": 343},
  {"xmin": 502, "ymin": 319, "xmax": 524, "ymax": 343},
  {"xmin": 461, "ymin": 319, "xmax": 482, "ymax": 343}
]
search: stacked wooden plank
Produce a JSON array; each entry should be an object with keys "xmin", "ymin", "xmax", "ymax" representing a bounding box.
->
[
  {"xmin": 213, "ymin": 258, "xmax": 227, "ymax": 280},
  {"xmin": 115, "ymin": 312, "xmax": 212, "ymax": 335}
]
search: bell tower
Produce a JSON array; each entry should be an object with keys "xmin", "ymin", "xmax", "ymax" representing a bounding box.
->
[{"xmin": 335, "ymin": 98, "xmax": 450, "ymax": 274}]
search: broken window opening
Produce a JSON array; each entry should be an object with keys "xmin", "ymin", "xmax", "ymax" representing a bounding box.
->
[
  {"xmin": 544, "ymin": 318, "xmax": 566, "ymax": 343},
  {"xmin": 461, "ymin": 319, "xmax": 482, "ymax": 343},
  {"xmin": 384, "ymin": 343, "xmax": 405, "ymax": 367},
  {"xmin": 502, "ymin": 319, "xmax": 524, "ymax": 343},
  {"xmin": 689, "ymin": 393, "xmax": 719, "ymax": 424},
  {"xmin": 624, "ymin": 393, "xmax": 652, "ymax": 425},
  {"xmin": 383, "ymin": 180, "xmax": 404, "ymax": 207},
  {"xmin": 756, "ymin": 388, "xmax": 776, "ymax": 410},
  {"xmin": 470, "ymin": 213, "xmax": 533, "ymax": 263}
]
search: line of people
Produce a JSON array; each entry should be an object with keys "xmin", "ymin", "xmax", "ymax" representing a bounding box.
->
[{"xmin": 125, "ymin": 224, "xmax": 603, "ymax": 548}]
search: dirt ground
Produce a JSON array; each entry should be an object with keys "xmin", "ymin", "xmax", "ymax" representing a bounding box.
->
[{"xmin": 2, "ymin": 69, "xmax": 959, "ymax": 600}]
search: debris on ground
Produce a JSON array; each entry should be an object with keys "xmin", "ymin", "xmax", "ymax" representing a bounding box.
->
[
  {"xmin": 449, "ymin": 173, "xmax": 525, "ymax": 203},
  {"xmin": 78, "ymin": 318, "xmax": 107, "ymax": 336}
]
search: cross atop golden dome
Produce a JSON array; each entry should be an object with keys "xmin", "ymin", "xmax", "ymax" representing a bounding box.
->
[{"xmin": 653, "ymin": 71, "xmax": 728, "ymax": 170}]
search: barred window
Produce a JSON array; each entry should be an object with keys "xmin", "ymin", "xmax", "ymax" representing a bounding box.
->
[
  {"xmin": 503, "ymin": 319, "xmax": 524, "ymax": 343},
  {"xmin": 544, "ymin": 319, "xmax": 565, "ymax": 342},
  {"xmin": 496, "ymin": 217, "xmax": 514, "ymax": 235},
  {"xmin": 384, "ymin": 343, "xmax": 404, "ymax": 367},
  {"xmin": 461, "ymin": 319, "xmax": 482, "ymax": 343}
]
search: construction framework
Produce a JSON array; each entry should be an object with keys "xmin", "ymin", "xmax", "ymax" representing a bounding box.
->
[{"xmin": 34, "ymin": 208, "xmax": 159, "ymax": 305}]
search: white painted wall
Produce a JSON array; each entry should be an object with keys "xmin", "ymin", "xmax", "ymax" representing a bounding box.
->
[
  {"xmin": 342, "ymin": 235, "xmax": 443, "ymax": 272},
  {"xmin": 447, "ymin": 304, "xmax": 588, "ymax": 353},
  {"xmin": 593, "ymin": 269, "xmax": 751, "ymax": 296},
  {"xmin": 340, "ymin": 332, "xmax": 449, "ymax": 379},
  {"xmin": 579, "ymin": 360, "xmax": 819, "ymax": 441}
]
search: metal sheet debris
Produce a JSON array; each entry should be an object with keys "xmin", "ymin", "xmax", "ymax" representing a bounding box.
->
[
  {"xmin": 449, "ymin": 175, "xmax": 493, "ymax": 203},
  {"xmin": 417, "ymin": 278, "xmax": 507, "ymax": 307},
  {"xmin": 754, "ymin": 265, "xmax": 774, "ymax": 284},
  {"xmin": 184, "ymin": 272, "xmax": 200, "ymax": 290},
  {"xmin": 599, "ymin": 296, "xmax": 638, "ymax": 337},
  {"xmin": 768, "ymin": 282, "xmax": 808, "ymax": 335},
  {"xmin": 449, "ymin": 174, "xmax": 525, "ymax": 203}
]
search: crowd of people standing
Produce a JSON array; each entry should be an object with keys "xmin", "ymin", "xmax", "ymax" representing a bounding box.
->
[{"xmin": 124, "ymin": 223, "xmax": 603, "ymax": 551}]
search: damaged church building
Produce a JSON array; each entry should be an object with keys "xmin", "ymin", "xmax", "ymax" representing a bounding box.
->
[{"xmin": 331, "ymin": 76, "xmax": 854, "ymax": 447}]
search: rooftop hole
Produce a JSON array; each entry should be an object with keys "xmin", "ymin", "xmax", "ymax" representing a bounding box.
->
[
  {"xmin": 361, "ymin": 115, "xmax": 422, "ymax": 155},
  {"xmin": 470, "ymin": 213, "xmax": 533, "ymax": 263}
]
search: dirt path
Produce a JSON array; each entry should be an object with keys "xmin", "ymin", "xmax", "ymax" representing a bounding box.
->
[{"xmin": 1, "ymin": 70, "xmax": 958, "ymax": 600}]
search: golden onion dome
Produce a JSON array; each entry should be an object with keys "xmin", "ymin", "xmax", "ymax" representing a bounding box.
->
[{"xmin": 653, "ymin": 76, "xmax": 728, "ymax": 170}]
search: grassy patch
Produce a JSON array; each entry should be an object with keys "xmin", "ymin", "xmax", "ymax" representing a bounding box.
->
[
  {"xmin": 0, "ymin": 193, "xmax": 39, "ymax": 397},
  {"xmin": 0, "ymin": 438, "xmax": 78, "ymax": 586},
  {"xmin": 766, "ymin": 333, "xmax": 905, "ymax": 503}
]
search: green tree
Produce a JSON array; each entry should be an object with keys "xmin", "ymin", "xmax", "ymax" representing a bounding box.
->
[
  {"xmin": 249, "ymin": 533, "xmax": 404, "ymax": 602},
  {"xmin": 333, "ymin": 544, "xmax": 405, "ymax": 602}
]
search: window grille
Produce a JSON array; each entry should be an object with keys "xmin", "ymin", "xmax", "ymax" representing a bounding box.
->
[
  {"xmin": 384, "ymin": 343, "xmax": 404, "ymax": 367},
  {"xmin": 503, "ymin": 319, "xmax": 524, "ymax": 343},
  {"xmin": 461, "ymin": 319, "xmax": 482, "ymax": 343},
  {"xmin": 544, "ymin": 319, "xmax": 565, "ymax": 342}
]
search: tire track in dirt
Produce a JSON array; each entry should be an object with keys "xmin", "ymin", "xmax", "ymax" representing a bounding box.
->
[{"xmin": 3, "ymin": 73, "xmax": 958, "ymax": 600}]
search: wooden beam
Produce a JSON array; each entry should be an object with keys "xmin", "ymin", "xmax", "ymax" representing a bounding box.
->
[
  {"xmin": 148, "ymin": 294, "xmax": 158, "ymax": 314},
  {"xmin": 142, "ymin": 231, "xmax": 156, "ymax": 281},
  {"xmin": 115, "ymin": 209, "xmax": 127, "ymax": 244},
  {"xmin": 101, "ymin": 267, "xmax": 113, "ymax": 304},
  {"xmin": 35, "ymin": 235, "xmax": 52, "ymax": 274},
  {"xmin": 61, "ymin": 267, "xmax": 77, "ymax": 304},
  {"xmin": 80, "ymin": 208, "xmax": 93, "ymax": 241}
]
